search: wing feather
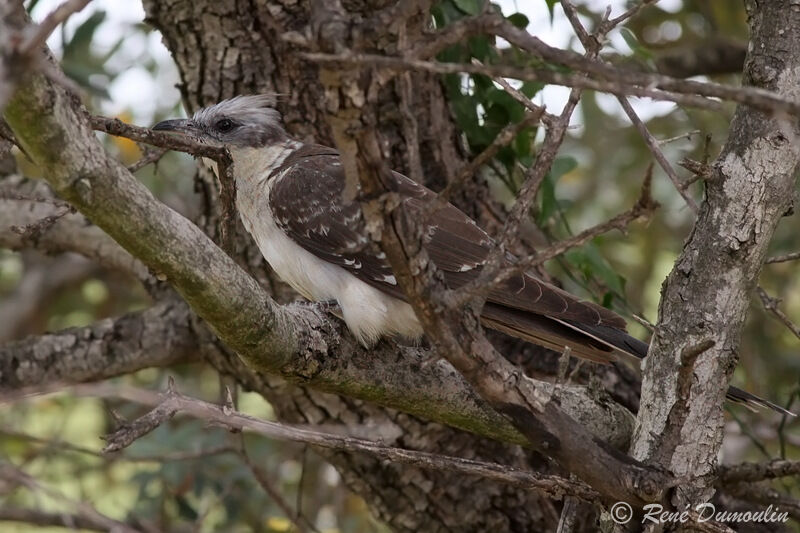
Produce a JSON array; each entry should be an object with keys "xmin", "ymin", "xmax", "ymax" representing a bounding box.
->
[{"xmin": 268, "ymin": 148, "xmax": 627, "ymax": 331}]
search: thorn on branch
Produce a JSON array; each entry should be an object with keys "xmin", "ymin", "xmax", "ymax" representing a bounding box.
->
[
  {"xmin": 680, "ymin": 339, "xmax": 716, "ymax": 367},
  {"xmin": 634, "ymin": 162, "xmax": 658, "ymax": 214},
  {"xmin": 223, "ymin": 386, "xmax": 235, "ymax": 416},
  {"xmin": 126, "ymin": 146, "xmax": 167, "ymax": 173}
]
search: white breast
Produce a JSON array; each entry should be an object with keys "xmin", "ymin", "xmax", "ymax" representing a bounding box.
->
[{"xmin": 230, "ymin": 145, "xmax": 423, "ymax": 346}]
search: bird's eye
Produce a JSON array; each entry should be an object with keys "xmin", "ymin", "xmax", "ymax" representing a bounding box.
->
[{"xmin": 215, "ymin": 118, "xmax": 235, "ymax": 132}]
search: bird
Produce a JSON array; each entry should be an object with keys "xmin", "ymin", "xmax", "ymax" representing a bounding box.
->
[{"xmin": 153, "ymin": 94, "xmax": 793, "ymax": 416}]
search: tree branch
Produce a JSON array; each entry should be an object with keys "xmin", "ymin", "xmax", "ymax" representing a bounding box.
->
[
  {"xmin": 0, "ymin": 300, "xmax": 197, "ymax": 389},
  {"xmin": 300, "ymin": 51, "xmax": 725, "ymax": 112},
  {"xmin": 30, "ymin": 381, "xmax": 603, "ymax": 503},
  {"xmin": 0, "ymin": 177, "xmax": 149, "ymax": 282},
  {"xmin": 757, "ymin": 286, "xmax": 800, "ymax": 341},
  {"xmin": 717, "ymin": 459, "xmax": 800, "ymax": 485}
]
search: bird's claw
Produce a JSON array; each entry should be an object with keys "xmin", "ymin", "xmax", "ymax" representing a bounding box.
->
[{"xmin": 316, "ymin": 299, "xmax": 341, "ymax": 314}]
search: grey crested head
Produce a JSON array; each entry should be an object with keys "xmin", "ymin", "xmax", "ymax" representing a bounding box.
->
[{"xmin": 153, "ymin": 94, "xmax": 286, "ymax": 148}]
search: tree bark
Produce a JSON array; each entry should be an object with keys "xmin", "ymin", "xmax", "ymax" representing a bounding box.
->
[{"xmin": 632, "ymin": 0, "xmax": 800, "ymax": 509}]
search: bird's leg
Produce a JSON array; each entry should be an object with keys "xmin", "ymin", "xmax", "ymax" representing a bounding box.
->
[{"xmin": 315, "ymin": 299, "xmax": 342, "ymax": 317}]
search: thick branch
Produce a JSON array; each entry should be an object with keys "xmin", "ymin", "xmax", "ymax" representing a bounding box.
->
[
  {"xmin": 0, "ymin": 300, "xmax": 196, "ymax": 389},
  {"xmin": 717, "ymin": 459, "xmax": 800, "ymax": 485}
]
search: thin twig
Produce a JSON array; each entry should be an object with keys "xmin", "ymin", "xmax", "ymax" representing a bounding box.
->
[
  {"xmin": 765, "ymin": 251, "xmax": 800, "ymax": 264},
  {"xmin": 300, "ymin": 52, "xmax": 725, "ymax": 112},
  {"xmin": 0, "ymin": 428, "xmax": 235, "ymax": 463},
  {"xmin": 438, "ymin": 109, "xmax": 544, "ymax": 202},
  {"xmin": 91, "ymin": 115, "xmax": 227, "ymax": 161},
  {"xmin": 127, "ymin": 146, "xmax": 168, "ymax": 173},
  {"xmin": 18, "ymin": 0, "xmax": 92, "ymax": 56},
  {"xmin": 717, "ymin": 459, "xmax": 800, "ymax": 484},
  {"xmin": 658, "ymin": 130, "xmax": 701, "ymax": 145},
  {"xmin": 560, "ymin": 0, "xmax": 698, "ymax": 212},
  {"xmin": 9, "ymin": 204, "xmax": 74, "ymax": 242},
  {"xmin": 30, "ymin": 382, "xmax": 602, "ymax": 502},
  {"xmin": 678, "ymin": 157, "xmax": 713, "ymax": 189},
  {"xmin": 0, "ymin": 462, "xmax": 141, "ymax": 533},
  {"xmin": 472, "ymin": 58, "xmax": 558, "ymax": 126},
  {"xmin": 617, "ymin": 97, "xmax": 698, "ymax": 211},
  {"xmin": 239, "ymin": 437, "xmax": 319, "ymax": 533},
  {"xmin": 757, "ymin": 286, "xmax": 800, "ymax": 340}
]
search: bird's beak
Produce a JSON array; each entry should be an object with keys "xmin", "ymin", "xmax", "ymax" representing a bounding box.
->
[{"xmin": 152, "ymin": 118, "xmax": 198, "ymax": 135}]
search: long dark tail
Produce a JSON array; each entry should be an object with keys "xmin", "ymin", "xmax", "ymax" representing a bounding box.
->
[
  {"xmin": 570, "ymin": 321, "xmax": 795, "ymax": 417},
  {"xmin": 481, "ymin": 304, "xmax": 795, "ymax": 416}
]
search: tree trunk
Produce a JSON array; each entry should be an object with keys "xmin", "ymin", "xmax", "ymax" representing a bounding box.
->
[{"xmin": 632, "ymin": 0, "xmax": 800, "ymax": 509}]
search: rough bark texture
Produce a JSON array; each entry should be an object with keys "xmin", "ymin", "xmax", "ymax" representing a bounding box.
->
[
  {"xmin": 631, "ymin": 0, "xmax": 800, "ymax": 508},
  {"xmin": 0, "ymin": 299, "xmax": 196, "ymax": 389}
]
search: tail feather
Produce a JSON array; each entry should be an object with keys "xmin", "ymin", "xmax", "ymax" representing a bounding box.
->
[{"xmin": 481, "ymin": 304, "xmax": 796, "ymax": 416}]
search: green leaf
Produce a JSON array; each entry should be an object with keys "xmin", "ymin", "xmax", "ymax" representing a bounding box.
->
[
  {"xmin": 619, "ymin": 27, "xmax": 654, "ymax": 63},
  {"xmin": 550, "ymin": 156, "xmax": 578, "ymax": 179},
  {"xmin": 175, "ymin": 495, "xmax": 199, "ymax": 520},
  {"xmin": 432, "ymin": 1, "xmax": 467, "ymax": 26},
  {"xmin": 486, "ymin": 89, "xmax": 525, "ymax": 123},
  {"xmin": 468, "ymin": 36, "xmax": 491, "ymax": 61},
  {"xmin": 536, "ymin": 156, "xmax": 576, "ymax": 225},
  {"xmin": 453, "ymin": 0, "xmax": 483, "ymax": 15},
  {"xmin": 513, "ymin": 127, "xmax": 533, "ymax": 158},
  {"xmin": 537, "ymin": 176, "xmax": 557, "ymax": 226},
  {"xmin": 545, "ymin": 0, "xmax": 557, "ymax": 21},
  {"xmin": 63, "ymin": 11, "xmax": 106, "ymax": 58},
  {"xmin": 565, "ymin": 242, "xmax": 626, "ymax": 296},
  {"xmin": 507, "ymin": 13, "xmax": 529, "ymax": 28},
  {"xmin": 482, "ymin": 104, "xmax": 508, "ymax": 135},
  {"xmin": 520, "ymin": 81, "xmax": 544, "ymax": 98}
]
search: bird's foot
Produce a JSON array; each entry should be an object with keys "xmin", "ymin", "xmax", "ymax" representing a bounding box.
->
[{"xmin": 315, "ymin": 299, "xmax": 341, "ymax": 316}]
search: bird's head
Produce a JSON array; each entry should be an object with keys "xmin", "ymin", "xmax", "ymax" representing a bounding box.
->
[{"xmin": 152, "ymin": 94, "xmax": 286, "ymax": 148}]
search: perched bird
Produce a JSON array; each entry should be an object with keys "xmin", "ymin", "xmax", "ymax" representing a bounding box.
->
[{"xmin": 154, "ymin": 94, "xmax": 792, "ymax": 415}]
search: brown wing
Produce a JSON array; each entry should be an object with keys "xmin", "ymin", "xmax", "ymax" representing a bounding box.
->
[
  {"xmin": 390, "ymin": 171, "xmax": 627, "ymax": 330},
  {"xmin": 269, "ymin": 147, "xmax": 630, "ymax": 361},
  {"xmin": 268, "ymin": 146, "xmax": 406, "ymax": 300}
]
